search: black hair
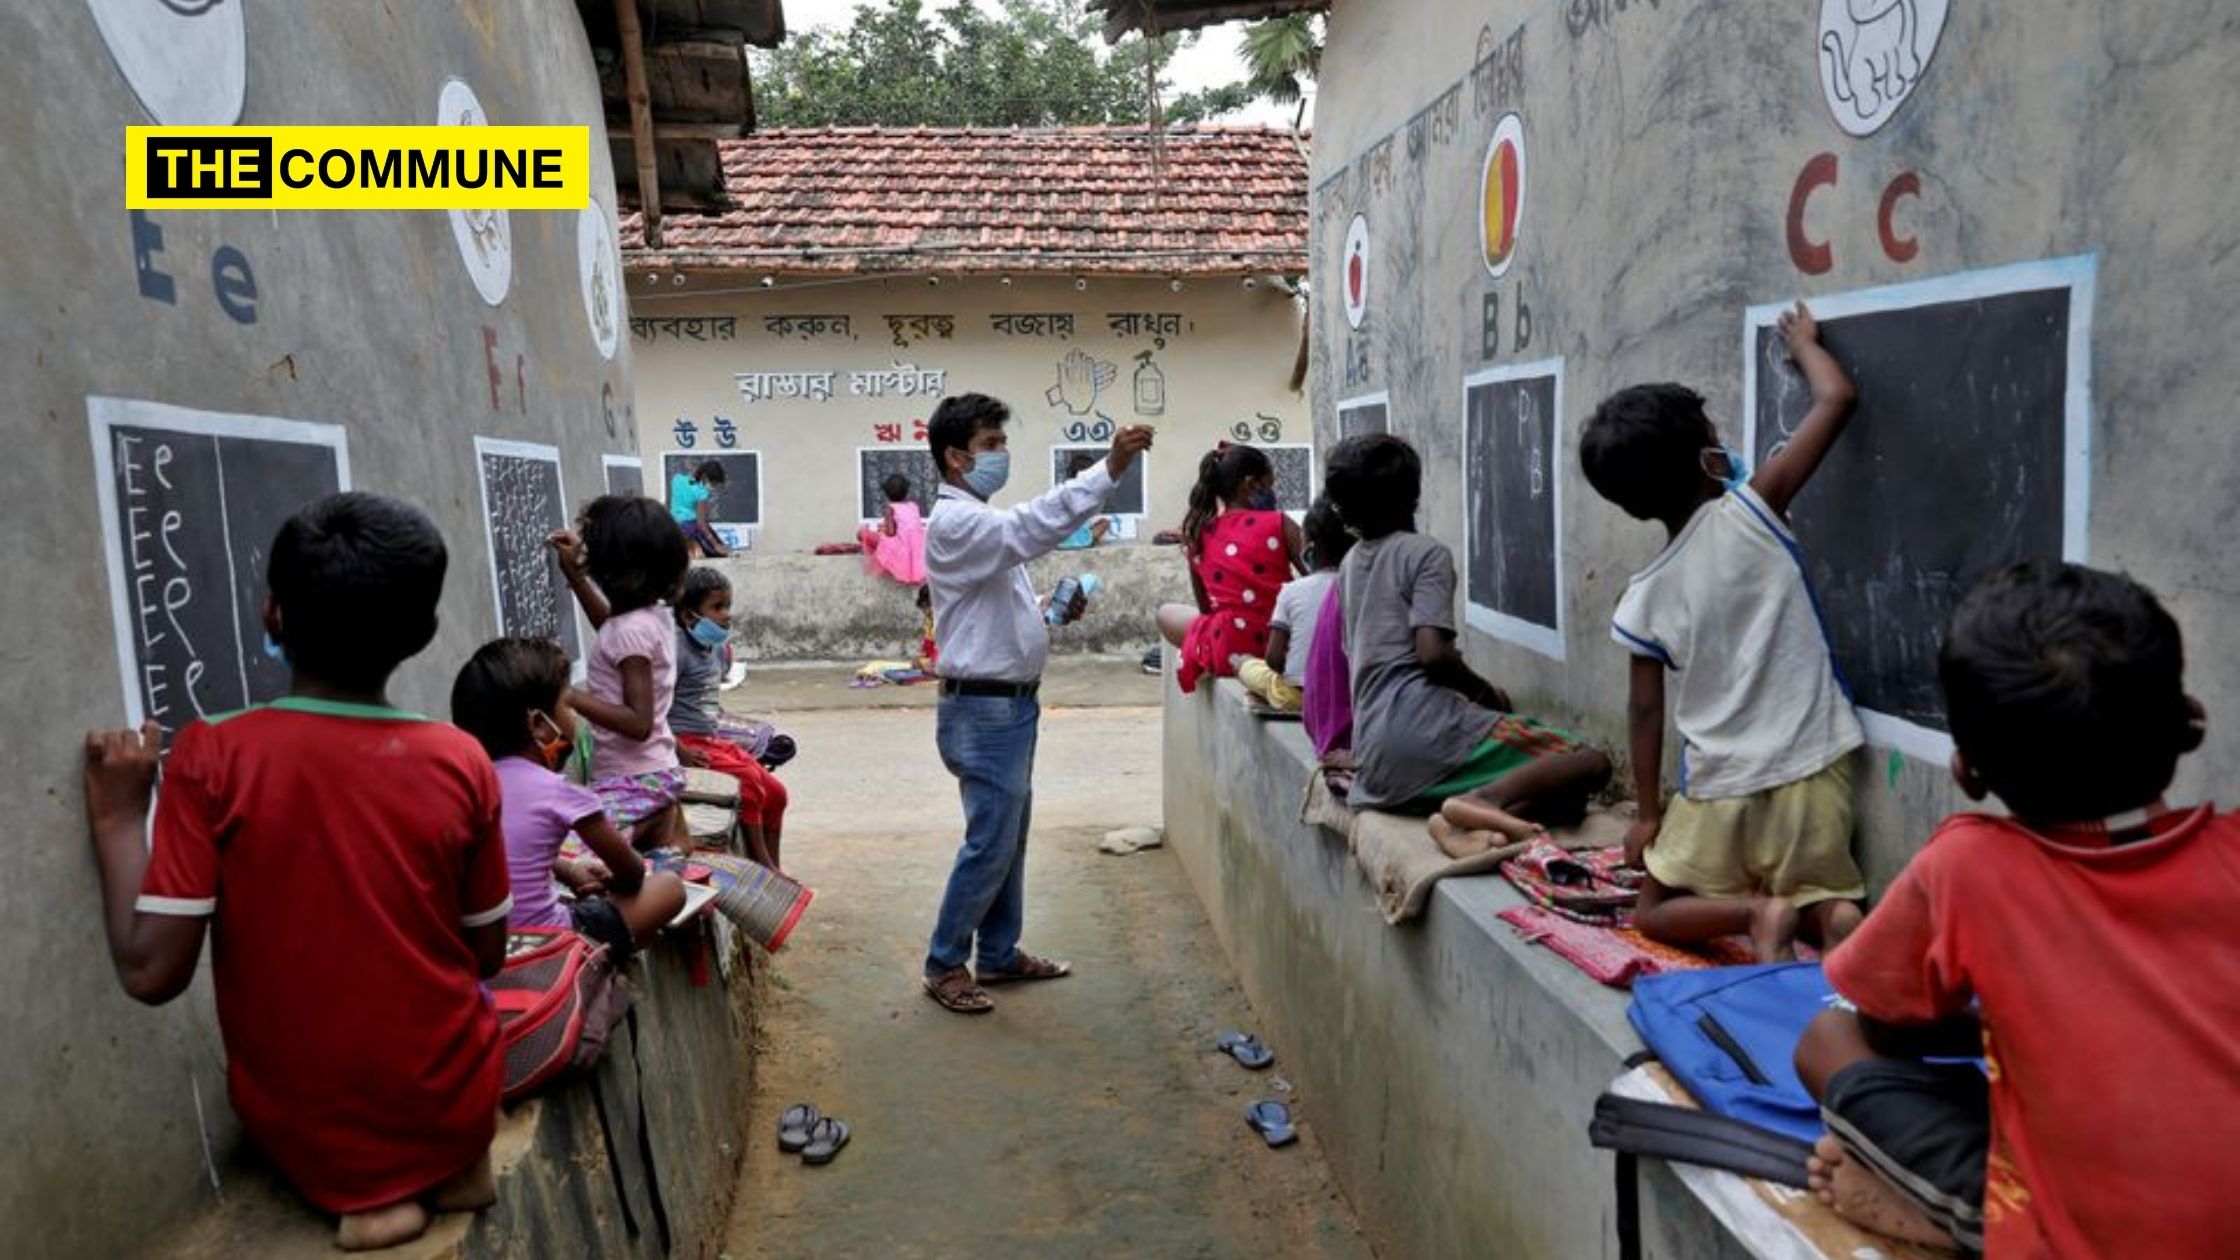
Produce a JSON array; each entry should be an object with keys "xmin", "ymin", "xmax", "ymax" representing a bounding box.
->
[
  {"xmin": 450, "ymin": 637, "xmax": 571, "ymax": 760},
  {"xmin": 1302, "ymin": 495, "xmax": 1354, "ymax": 570},
  {"xmin": 881, "ymin": 472, "xmax": 913, "ymax": 503},
  {"xmin": 1322, "ymin": 434, "xmax": 1420, "ymax": 539},
  {"xmin": 1580, "ymin": 384, "xmax": 1718, "ymax": 521},
  {"xmin": 579, "ymin": 494, "xmax": 690, "ymax": 615},
  {"xmin": 267, "ymin": 492, "xmax": 447, "ymax": 691},
  {"xmin": 693, "ymin": 459, "xmax": 728, "ymax": 486},
  {"xmin": 677, "ymin": 565, "xmax": 732, "ymax": 619},
  {"xmin": 1941, "ymin": 560, "xmax": 2193, "ymax": 823},
  {"xmin": 926, "ymin": 393, "xmax": 1010, "ymax": 480},
  {"xmin": 1065, "ymin": 450, "xmax": 1099, "ymax": 477},
  {"xmin": 1182, "ymin": 443, "xmax": 1274, "ymax": 550}
]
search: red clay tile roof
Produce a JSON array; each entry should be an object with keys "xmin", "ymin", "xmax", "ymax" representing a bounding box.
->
[{"xmin": 620, "ymin": 125, "xmax": 1309, "ymax": 277}]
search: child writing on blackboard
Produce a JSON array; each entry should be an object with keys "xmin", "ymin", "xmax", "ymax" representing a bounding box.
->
[
  {"xmin": 858, "ymin": 471, "xmax": 928, "ymax": 584},
  {"xmin": 668, "ymin": 568, "xmax": 791, "ymax": 871},
  {"xmin": 82, "ymin": 493, "xmax": 508, "ymax": 1251},
  {"xmin": 670, "ymin": 459, "xmax": 730, "ymax": 558},
  {"xmin": 1324, "ymin": 434, "xmax": 1612, "ymax": 853},
  {"xmin": 452, "ymin": 637, "xmax": 687, "ymax": 957},
  {"xmin": 1582, "ymin": 301, "xmax": 1865, "ymax": 961},
  {"xmin": 550, "ymin": 496, "xmax": 690, "ymax": 848},
  {"xmin": 1793, "ymin": 562, "xmax": 2235, "ymax": 1257}
]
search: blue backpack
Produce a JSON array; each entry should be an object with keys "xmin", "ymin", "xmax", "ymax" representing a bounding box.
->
[{"xmin": 1625, "ymin": 962, "xmax": 1837, "ymax": 1144}]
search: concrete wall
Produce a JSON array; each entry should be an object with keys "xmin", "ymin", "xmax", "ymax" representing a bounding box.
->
[
  {"xmin": 626, "ymin": 275, "xmax": 1308, "ymax": 552},
  {"xmin": 1306, "ymin": 0, "xmax": 2240, "ymax": 885},
  {"xmin": 712, "ymin": 543, "xmax": 1192, "ymax": 662},
  {"xmin": 1165, "ymin": 676, "xmax": 1755, "ymax": 1258},
  {"xmin": 2, "ymin": 3, "xmax": 634, "ymax": 1252}
]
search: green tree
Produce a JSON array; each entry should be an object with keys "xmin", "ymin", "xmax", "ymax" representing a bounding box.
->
[
  {"xmin": 1234, "ymin": 14, "xmax": 1321, "ymax": 129},
  {"xmin": 753, "ymin": 0, "xmax": 1242, "ymax": 128}
]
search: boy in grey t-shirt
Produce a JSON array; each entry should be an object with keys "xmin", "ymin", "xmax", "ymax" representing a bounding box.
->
[{"xmin": 1324, "ymin": 435, "xmax": 1610, "ymax": 855}]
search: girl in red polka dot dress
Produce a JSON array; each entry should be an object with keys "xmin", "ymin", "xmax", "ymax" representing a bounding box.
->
[{"xmin": 1157, "ymin": 442, "xmax": 1305, "ymax": 692}]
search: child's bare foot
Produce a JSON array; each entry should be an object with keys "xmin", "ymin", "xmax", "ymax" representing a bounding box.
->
[
  {"xmin": 1428, "ymin": 814, "xmax": 1495, "ymax": 859},
  {"xmin": 1751, "ymin": 896, "xmax": 1800, "ymax": 962},
  {"xmin": 336, "ymin": 1201, "xmax": 430, "ymax": 1251},
  {"xmin": 425, "ymin": 1151, "xmax": 496, "ymax": 1213},
  {"xmin": 1438, "ymin": 797, "xmax": 1547, "ymax": 845},
  {"xmin": 1806, "ymin": 1135, "xmax": 1958, "ymax": 1252}
]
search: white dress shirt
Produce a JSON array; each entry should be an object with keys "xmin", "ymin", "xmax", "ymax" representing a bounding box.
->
[{"xmin": 926, "ymin": 463, "xmax": 1116, "ymax": 683}]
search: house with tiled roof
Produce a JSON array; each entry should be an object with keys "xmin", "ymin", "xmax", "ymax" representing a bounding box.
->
[{"xmin": 621, "ymin": 124, "xmax": 1313, "ymax": 567}]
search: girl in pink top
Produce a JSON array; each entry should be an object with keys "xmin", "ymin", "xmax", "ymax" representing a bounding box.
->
[
  {"xmin": 859, "ymin": 473, "xmax": 928, "ymax": 584},
  {"xmin": 551, "ymin": 496, "xmax": 691, "ymax": 846}
]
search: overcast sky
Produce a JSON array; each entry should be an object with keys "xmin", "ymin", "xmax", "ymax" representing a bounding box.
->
[{"xmin": 773, "ymin": 0, "xmax": 1302, "ymax": 125}]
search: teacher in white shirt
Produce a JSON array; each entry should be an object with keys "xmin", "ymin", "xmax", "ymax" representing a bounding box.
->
[{"xmin": 919, "ymin": 393, "xmax": 1154, "ymax": 1014}]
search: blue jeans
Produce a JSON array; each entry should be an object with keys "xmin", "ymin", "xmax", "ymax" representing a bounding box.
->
[{"xmin": 926, "ymin": 692, "xmax": 1040, "ymax": 975}]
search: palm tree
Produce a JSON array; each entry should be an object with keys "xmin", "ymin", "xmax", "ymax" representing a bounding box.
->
[{"xmin": 1239, "ymin": 14, "xmax": 1321, "ymax": 130}]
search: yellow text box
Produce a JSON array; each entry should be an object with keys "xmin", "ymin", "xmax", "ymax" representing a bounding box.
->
[{"xmin": 126, "ymin": 126, "xmax": 590, "ymax": 211}]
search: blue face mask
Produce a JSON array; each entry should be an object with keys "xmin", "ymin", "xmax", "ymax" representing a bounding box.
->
[
  {"xmin": 963, "ymin": 449, "xmax": 1010, "ymax": 500},
  {"xmin": 262, "ymin": 632, "xmax": 287, "ymax": 664},
  {"xmin": 1703, "ymin": 445, "xmax": 1749, "ymax": 491},
  {"xmin": 687, "ymin": 614, "xmax": 729, "ymax": 650},
  {"xmin": 1247, "ymin": 489, "xmax": 1279, "ymax": 512}
]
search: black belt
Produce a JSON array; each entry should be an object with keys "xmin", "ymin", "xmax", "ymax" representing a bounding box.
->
[{"xmin": 939, "ymin": 678, "xmax": 1040, "ymax": 698}]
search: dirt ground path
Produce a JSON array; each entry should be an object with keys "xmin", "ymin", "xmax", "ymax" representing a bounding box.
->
[{"xmin": 720, "ymin": 689, "xmax": 1372, "ymax": 1260}]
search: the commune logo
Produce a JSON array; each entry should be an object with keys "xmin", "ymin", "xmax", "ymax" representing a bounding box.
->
[{"xmin": 126, "ymin": 126, "xmax": 590, "ymax": 210}]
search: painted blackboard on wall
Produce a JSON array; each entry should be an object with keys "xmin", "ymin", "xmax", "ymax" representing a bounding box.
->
[
  {"xmin": 1338, "ymin": 392, "xmax": 1390, "ymax": 439},
  {"xmin": 602, "ymin": 454, "xmax": 643, "ymax": 499},
  {"xmin": 475, "ymin": 437, "xmax": 582, "ymax": 661},
  {"xmin": 856, "ymin": 447, "xmax": 940, "ymax": 521},
  {"xmin": 662, "ymin": 450, "xmax": 762, "ymax": 529},
  {"xmin": 1264, "ymin": 444, "xmax": 1316, "ymax": 513},
  {"xmin": 91, "ymin": 398, "xmax": 351, "ymax": 731},
  {"xmin": 1462, "ymin": 360, "xmax": 1564, "ymax": 660},
  {"xmin": 1050, "ymin": 445, "xmax": 1146, "ymax": 516},
  {"xmin": 1743, "ymin": 257, "xmax": 2094, "ymax": 758}
]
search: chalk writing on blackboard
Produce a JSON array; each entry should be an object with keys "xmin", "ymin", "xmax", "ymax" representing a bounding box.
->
[
  {"xmin": 856, "ymin": 447, "xmax": 941, "ymax": 522},
  {"xmin": 473, "ymin": 438, "xmax": 581, "ymax": 661},
  {"xmin": 1261, "ymin": 444, "xmax": 1318, "ymax": 514},
  {"xmin": 1462, "ymin": 359, "xmax": 1565, "ymax": 661},
  {"xmin": 1741, "ymin": 256, "xmax": 2096, "ymax": 761},
  {"xmin": 90, "ymin": 397, "xmax": 351, "ymax": 731}
]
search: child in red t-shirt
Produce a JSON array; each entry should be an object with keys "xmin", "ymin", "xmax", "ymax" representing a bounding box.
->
[
  {"xmin": 1794, "ymin": 561, "xmax": 2238, "ymax": 1257},
  {"xmin": 83, "ymin": 493, "xmax": 510, "ymax": 1252}
]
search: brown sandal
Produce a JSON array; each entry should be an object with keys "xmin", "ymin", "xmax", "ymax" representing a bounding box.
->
[
  {"xmin": 923, "ymin": 966, "xmax": 994, "ymax": 1014},
  {"xmin": 977, "ymin": 951, "xmax": 1073, "ymax": 986}
]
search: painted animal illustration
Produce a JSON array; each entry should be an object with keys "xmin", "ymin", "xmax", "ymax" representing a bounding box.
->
[{"xmin": 1820, "ymin": 0, "xmax": 1937, "ymax": 130}]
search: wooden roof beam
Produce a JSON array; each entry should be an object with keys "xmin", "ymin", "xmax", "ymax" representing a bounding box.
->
[{"xmin": 615, "ymin": 0, "xmax": 663, "ymax": 248}]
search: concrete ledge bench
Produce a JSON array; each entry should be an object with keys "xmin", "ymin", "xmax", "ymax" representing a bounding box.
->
[
  {"xmin": 153, "ymin": 927, "xmax": 758, "ymax": 1260},
  {"xmin": 1163, "ymin": 674, "xmax": 1832, "ymax": 1260}
]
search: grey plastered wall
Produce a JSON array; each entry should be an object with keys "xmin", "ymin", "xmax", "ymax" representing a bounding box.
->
[
  {"xmin": 0, "ymin": 3, "xmax": 631, "ymax": 1252},
  {"xmin": 1307, "ymin": 0, "xmax": 2240, "ymax": 884}
]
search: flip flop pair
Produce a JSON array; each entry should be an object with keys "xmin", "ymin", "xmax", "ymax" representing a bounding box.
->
[
  {"xmin": 777, "ymin": 1102, "xmax": 851, "ymax": 1166},
  {"xmin": 1216, "ymin": 1031, "xmax": 1275, "ymax": 1071}
]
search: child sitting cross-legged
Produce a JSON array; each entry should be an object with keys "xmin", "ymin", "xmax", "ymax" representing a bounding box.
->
[
  {"xmin": 1584, "ymin": 302, "xmax": 1866, "ymax": 961},
  {"xmin": 1323, "ymin": 433, "xmax": 1612, "ymax": 855},
  {"xmin": 1233, "ymin": 494, "xmax": 1353, "ymax": 714},
  {"xmin": 82, "ymin": 493, "xmax": 508, "ymax": 1251},
  {"xmin": 669, "ymin": 568, "xmax": 791, "ymax": 872},
  {"xmin": 550, "ymin": 495, "xmax": 691, "ymax": 849},
  {"xmin": 452, "ymin": 637, "xmax": 686, "ymax": 958},
  {"xmin": 1794, "ymin": 562, "xmax": 2238, "ymax": 1257}
]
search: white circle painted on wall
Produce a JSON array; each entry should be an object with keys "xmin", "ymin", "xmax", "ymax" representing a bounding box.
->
[
  {"xmin": 1479, "ymin": 112, "xmax": 1527, "ymax": 280},
  {"xmin": 438, "ymin": 78, "xmax": 512, "ymax": 307},
  {"xmin": 579, "ymin": 204, "xmax": 623, "ymax": 360},
  {"xmin": 85, "ymin": 0, "xmax": 246, "ymax": 125},
  {"xmin": 1341, "ymin": 214, "xmax": 1370, "ymax": 331},
  {"xmin": 1816, "ymin": 0, "xmax": 1950, "ymax": 138}
]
